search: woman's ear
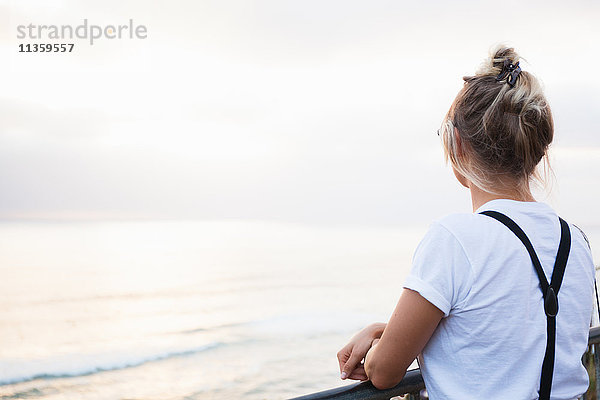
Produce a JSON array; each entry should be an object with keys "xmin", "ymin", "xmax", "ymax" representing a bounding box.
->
[
  {"xmin": 454, "ymin": 126, "xmax": 463, "ymax": 158},
  {"xmin": 451, "ymin": 128, "xmax": 470, "ymax": 188},
  {"xmin": 452, "ymin": 166, "xmax": 470, "ymax": 189}
]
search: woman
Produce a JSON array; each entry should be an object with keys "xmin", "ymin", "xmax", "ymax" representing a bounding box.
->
[{"xmin": 337, "ymin": 46, "xmax": 596, "ymax": 399}]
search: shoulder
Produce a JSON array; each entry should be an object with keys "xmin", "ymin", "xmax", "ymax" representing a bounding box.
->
[
  {"xmin": 420, "ymin": 212, "xmax": 511, "ymax": 270},
  {"xmin": 430, "ymin": 212, "xmax": 495, "ymax": 244},
  {"xmin": 435, "ymin": 212, "xmax": 487, "ymax": 229},
  {"xmin": 415, "ymin": 213, "xmax": 486, "ymax": 265}
]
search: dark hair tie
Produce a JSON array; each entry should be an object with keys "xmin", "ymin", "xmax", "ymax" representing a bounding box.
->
[{"xmin": 495, "ymin": 59, "xmax": 522, "ymax": 87}]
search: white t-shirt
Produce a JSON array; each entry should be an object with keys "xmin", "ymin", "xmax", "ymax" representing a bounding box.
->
[{"xmin": 404, "ymin": 199, "xmax": 595, "ymax": 400}]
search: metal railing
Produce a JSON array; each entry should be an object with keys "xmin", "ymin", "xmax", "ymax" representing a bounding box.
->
[{"xmin": 290, "ymin": 326, "xmax": 600, "ymax": 400}]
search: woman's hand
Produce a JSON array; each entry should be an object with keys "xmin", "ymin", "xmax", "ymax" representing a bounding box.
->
[{"xmin": 337, "ymin": 323, "xmax": 385, "ymax": 381}]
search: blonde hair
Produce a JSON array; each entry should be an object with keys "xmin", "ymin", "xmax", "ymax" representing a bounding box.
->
[{"xmin": 440, "ymin": 45, "xmax": 554, "ymax": 196}]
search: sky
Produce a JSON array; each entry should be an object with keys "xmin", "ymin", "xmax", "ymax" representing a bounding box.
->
[{"xmin": 0, "ymin": 0, "xmax": 599, "ymax": 227}]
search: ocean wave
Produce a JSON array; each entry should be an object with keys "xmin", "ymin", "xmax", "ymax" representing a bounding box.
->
[
  {"xmin": 178, "ymin": 320, "xmax": 248, "ymax": 334},
  {"xmin": 177, "ymin": 311, "xmax": 383, "ymax": 337},
  {"xmin": 244, "ymin": 311, "xmax": 380, "ymax": 336},
  {"xmin": 0, "ymin": 342, "xmax": 222, "ymax": 386}
]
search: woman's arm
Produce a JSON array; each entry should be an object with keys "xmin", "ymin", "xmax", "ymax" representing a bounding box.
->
[{"xmin": 364, "ymin": 288, "xmax": 444, "ymax": 389}]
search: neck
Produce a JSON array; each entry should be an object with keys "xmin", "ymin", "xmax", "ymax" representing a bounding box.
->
[{"xmin": 470, "ymin": 184, "xmax": 536, "ymax": 212}]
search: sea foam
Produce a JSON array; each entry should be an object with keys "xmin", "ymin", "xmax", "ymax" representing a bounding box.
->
[{"xmin": 0, "ymin": 342, "xmax": 221, "ymax": 386}]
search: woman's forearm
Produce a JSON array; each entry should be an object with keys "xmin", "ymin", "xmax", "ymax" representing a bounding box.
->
[{"xmin": 363, "ymin": 289, "xmax": 444, "ymax": 389}]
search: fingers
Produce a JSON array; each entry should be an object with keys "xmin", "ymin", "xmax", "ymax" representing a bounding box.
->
[
  {"xmin": 341, "ymin": 349, "xmax": 364, "ymax": 379},
  {"xmin": 337, "ymin": 345, "xmax": 355, "ymax": 379},
  {"xmin": 337, "ymin": 345, "xmax": 359, "ymax": 380},
  {"xmin": 337, "ymin": 345, "xmax": 351, "ymax": 374}
]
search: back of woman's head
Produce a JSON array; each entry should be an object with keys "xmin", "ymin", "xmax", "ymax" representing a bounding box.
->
[{"xmin": 440, "ymin": 45, "xmax": 554, "ymax": 195}]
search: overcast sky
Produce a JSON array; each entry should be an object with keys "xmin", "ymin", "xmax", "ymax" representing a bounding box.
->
[{"xmin": 0, "ymin": 0, "xmax": 599, "ymax": 227}]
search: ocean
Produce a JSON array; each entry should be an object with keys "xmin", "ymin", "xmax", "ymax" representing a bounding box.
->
[{"xmin": 0, "ymin": 220, "xmax": 429, "ymax": 399}]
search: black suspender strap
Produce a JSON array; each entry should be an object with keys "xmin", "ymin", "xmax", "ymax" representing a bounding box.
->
[{"xmin": 479, "ymin": 210, "xmax": 571, "ymax": 400}]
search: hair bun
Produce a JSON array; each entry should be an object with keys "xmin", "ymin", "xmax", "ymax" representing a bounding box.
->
[
  {"xmin": 476, "ymin": 45, "xmax": 521, "ymax": 78},
  {"xmin": 443, "ymin": 44, "xmax": 553, "ymax": 198}
]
